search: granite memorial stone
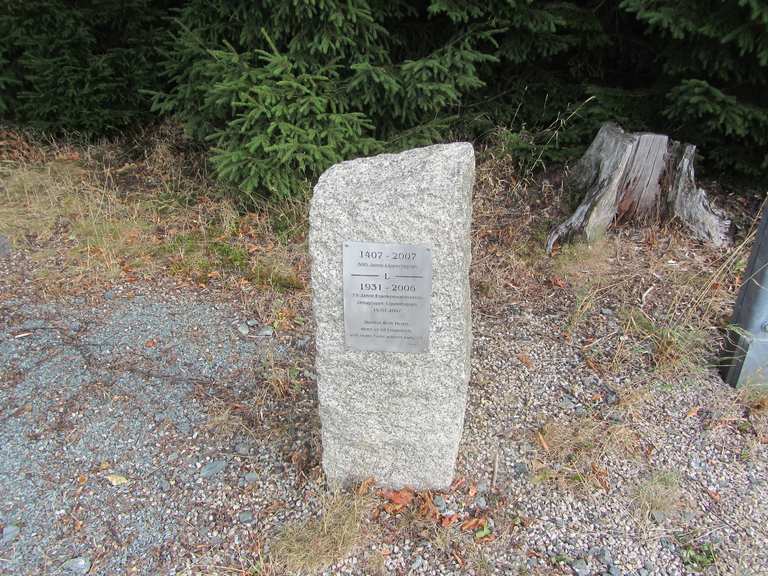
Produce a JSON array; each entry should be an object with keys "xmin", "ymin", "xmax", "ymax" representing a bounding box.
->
[{"xmin": 309, "ymin": 143, "xmax": 474, "ymax": 489}]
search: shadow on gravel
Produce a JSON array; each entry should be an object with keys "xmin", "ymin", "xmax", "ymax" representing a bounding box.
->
[{"xmin": 0, "ymin": 290, "xmax": 319, "ymax": 575}]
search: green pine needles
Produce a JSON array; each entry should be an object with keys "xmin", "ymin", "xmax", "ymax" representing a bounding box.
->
[{"xmin": 1, "ymin": 0, "xmax": 175, "ymax": 133}]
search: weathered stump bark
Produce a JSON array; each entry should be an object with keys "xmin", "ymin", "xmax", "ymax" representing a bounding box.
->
[{"xmin": 546, "ymin": 123, "xmax": 730, "ymax": 253}]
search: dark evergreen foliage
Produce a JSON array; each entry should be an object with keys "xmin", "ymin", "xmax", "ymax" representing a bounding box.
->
[
  {"xmin": 2, "ymin": 1, "xmax": 766, "ymax": 195},
  {"xmin": 0, "ymin": 0, "xmax": 178, "ymax": 133}
]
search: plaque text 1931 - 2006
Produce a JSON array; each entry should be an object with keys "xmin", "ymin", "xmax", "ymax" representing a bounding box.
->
[{"xmin": 343, "ymin": 241, "xmax": 432, "ymax": 353}]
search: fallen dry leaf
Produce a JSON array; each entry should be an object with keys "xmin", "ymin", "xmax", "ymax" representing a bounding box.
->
[
  {"xmin": 585, "ymin": 356, "xmax": 604, "ymax": 374},
  {"xmin": 418, "ymin": 491, "xmax": 439, "ymax": 521},
  {"xmin": 380, "ymin": 488, "xmax": 414, "ymax": 507},
  {"xmin": 441, "ymin": 513, "xmax": 459, "ymax": 527},
  {"xmin": 383, "ymin": 502, "xmax": 405, "ymax": 515},
  {"xmin": 357, "ymin": 477, "xmax": 376, "ymax": 496},
  {"xmin": 105, "ymin": 474, "xmax": 130, "ymax": 486},
  {"xmin": 686, "ymin": 405, "xmax": 701, "ymax": 418},
  {"xmin": 537, "ymin": 430, "xmax": 550, "ymax": 452},
  {"xmin": 517, "ymin": 352, "xmax": 534, "ymax": 369},
  {"xmin": 460, "ymin": 516, "xmax": 486, "ymax": 532},
  {"xmin": 451, "ymin": 548, "xmax": 465, "ymax": 567},
  {"xmin": 449, "ymin": 477, "xmax": 466, "ymax": 492},
  {"xmin": 144, "ymin": 338, "xmax": 157, "ymax": 349},
  {"xmin": 707, "ymin": 489, "xmax": 721, "ymax": 503},
  {"xmin": 551, "ymin": 276, "xmax": 566, "ymax": 289}
]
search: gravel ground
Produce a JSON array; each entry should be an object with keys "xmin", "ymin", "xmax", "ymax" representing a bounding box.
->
[{"xmin": 1, "ymin": 231, "xmax": 766, "ymax": 576}]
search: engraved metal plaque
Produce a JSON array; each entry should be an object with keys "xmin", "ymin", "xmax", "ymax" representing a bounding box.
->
[{"xmin": 343, "ymin": 241, "xmax": 432, "ymax": 353}]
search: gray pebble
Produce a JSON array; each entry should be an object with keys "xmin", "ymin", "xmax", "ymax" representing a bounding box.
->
[
  {"xmin": 513, "ymin": 462, "xmax": 530, "ymax": 477},
  {"xmin": 475, "ymin": 496, "xmax": 488, "ymax": 509},
  {"xmin": 61, "ymin": 557, "xmax": 91, "ymax": 574},
  {"xmin": 651, "ymin": 510, "xmax": 666, "ymax": 525},
  {"xmin": 433, "ymin": 495, "xmax": 448, "ymax": 514},
  {"xmin": 158, "ymin": 477, "xmax": 171, "ymax": 491},
  {"xmin": 200, "ymin": 460, "xmax": 227, "ymax": 479},
  {"xmin": 238, "ymin": 510, "xmax": 254, "ymax": 524},
  {"xmin": 67, "ymin": 320, "xmax": 82, "ymax": 333},
  {"xmin": 411, "ymin": 555, "xmax": 424, "ymax": 570},
  {"xmin": 258, "ymin": 326, "xmax": 274, "ymax": 337},
  {"xmin": 571, "ymin": 558, "xmax": 590, "ymax": 576},
  {"xmin": 608, "ymin": 565, "xmax": 621, "ymax": 576},
  {"xmin": 103, "ymin": 290, "xmax": 115, "ymax": 300},
  {"xmin": 237, "ymin": 323, "xmax": 250, "ymax": 336},
  {"xmin": 559, "ymin": 397, "xmax": 576, "ymax": 410},
  {"xmin": 602, "ymin": 386, "xmax": 619, "ymax": 405},
  {"xmin": 601, "ymin": 308, "xmax": 614, "ymax": 316},
  {"xmin": 244, "ymin": 471, "xmax": 259, "ymax": 484},
  {"xmin": 235, "ymin": 442, "xmax": 250, "ymax": 456},
  {"xmin": 1, "ymin": 524, "xmax": 19, "ymax": 546},
  {"xmin": 477, "ymin": 480, "xmax": 489, "ymax": 494},
  {"xmin": 246, "ymin": 319, "xmax": 259, "ymax": 327},
  {"xmin": 0, "ymin": 235, "xmax": 11, "ymax": 258}
]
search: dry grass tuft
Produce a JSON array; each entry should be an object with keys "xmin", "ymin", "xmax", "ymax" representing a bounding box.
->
[
  {"xmin": 0, "ymin": 128, "xmax": 310, "ymax": 300},
  {"xmin": 536, "ymin": 412, "xmax": 642, "ymax": 490},
  {"xmin": 269, "ymin": 491, "xmax": 373, "ymax": 574},
  {"xmin": 620, "ymin": 307, "xmax": 707, "ymax": 373},
  {"xmin": 470, "ymin": 147, "xmax": 560, "ymax": 308},
  {"xmin": 552, "ymin": 239, "xmax": 616, "ymax": 289},
  {"xmin": 738, "ymin": 383, "xmax": 768, "ymax": 412},
  {"xmin": 633, "ymin": 470, "xmax": 681, "ymax": 521},
  {"xmin": 204, "ymin": 397, "xmax": 254, "ymax": 441}
]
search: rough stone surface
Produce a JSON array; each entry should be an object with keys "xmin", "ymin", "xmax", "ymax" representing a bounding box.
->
[
  {"xmin": 61, "ymin": 557, "xmax": 91, "ymax": 574},
  {"xmin": 200, "ymin": 459, "xmax": 227, "ymax": 479},
  {"xmin": 309, "ymin": 143, "xmax": 474, "ymax": 489}
]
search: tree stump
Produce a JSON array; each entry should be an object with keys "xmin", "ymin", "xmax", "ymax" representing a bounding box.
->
[{"xmin": 546, "ymin": 123, "xmax": 730, "ymax": 254}]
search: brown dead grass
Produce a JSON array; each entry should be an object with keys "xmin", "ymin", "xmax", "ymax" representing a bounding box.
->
[
  {"xmin": 269, "ymin": 491, "xmax": 374, "ymax": 574},
  {"xmin": 0, "ymin": 128, "xmax": 309, "ymax": 307},
  {"xmin": 470, "ymin": 148, "xmax": 559, "ymax": 309},
  {"xmin": 204, "ymin": 396, "xmax": 254, "ymax": 441},
  {"xmin": 536, "ymin": 413, "xmax": 643, "ymax": 491},
  {"xmin": 633, "ymin": 470, "xmax": 681, "ymax": 522},
  {"xmin": 534, "ymin": 382, "xmax": 653, "ymax": 491}
]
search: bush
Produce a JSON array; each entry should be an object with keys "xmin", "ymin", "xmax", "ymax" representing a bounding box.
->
[
  {"xmin": 3, "ymin": 1, "xmax": 766, "ymax": 195},
  {"xmin": 621, "ymin": 0, "xmax": 768, "ymax": 176},
  {"xmin": 0, "ymin": 0, "xmax": 177, "ymax": 133},
  {"xmin": 152, "ymin": 0, "xmax": 499, "ymax": 199}
]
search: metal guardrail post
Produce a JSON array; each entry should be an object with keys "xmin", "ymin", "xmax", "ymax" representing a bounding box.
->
[{"xmin": 721, "ymin": 206, "xmax": 768, "ymax": 387}]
